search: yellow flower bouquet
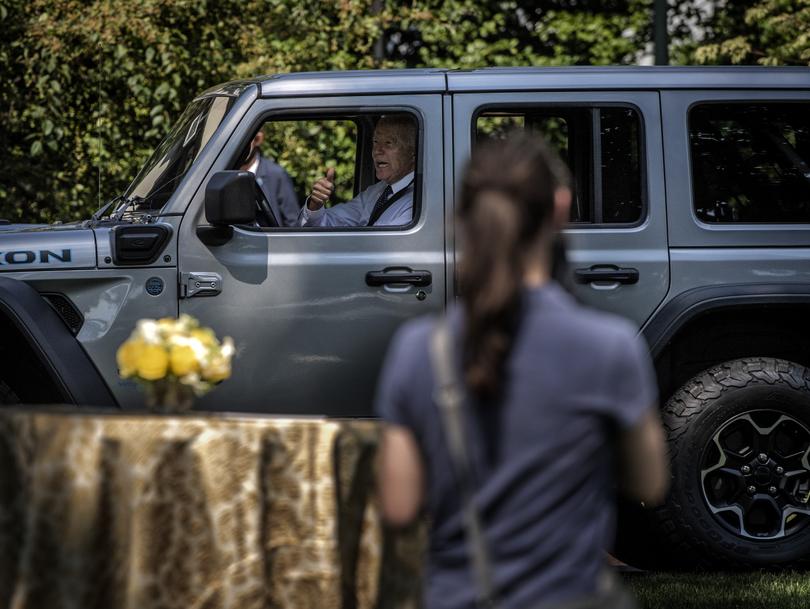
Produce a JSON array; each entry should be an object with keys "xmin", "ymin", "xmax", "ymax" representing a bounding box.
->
[{"xmin": 116, "ymin": 314, "xmax": 235, "ymax": 412}]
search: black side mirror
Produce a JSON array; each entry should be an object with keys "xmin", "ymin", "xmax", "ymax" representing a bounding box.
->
[
  {"xmin": 198, "ymin": 171, "xmax": 257, "ymax": 246},
  {"xmin": 204, "ymin": 170, "xmax": 257, "ymax": 225}
]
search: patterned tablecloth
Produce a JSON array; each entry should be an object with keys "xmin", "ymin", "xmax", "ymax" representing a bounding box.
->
[{"xmin": 0, "ymin": 410, "xmax": 424, "ymax": 609}]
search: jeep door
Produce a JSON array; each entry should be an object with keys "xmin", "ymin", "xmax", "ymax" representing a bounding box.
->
[
  {"xmin": 178, "ymin": 91, "xmax": 445, "ymax": 416},
  {"xmin": 450, "ymin": 82, "xmax": 668, "ymax": 328}
]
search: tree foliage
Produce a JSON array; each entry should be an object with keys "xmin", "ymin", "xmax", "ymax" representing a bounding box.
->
[
  {"xmin": 1, "ymin": 0, "xmax": 251, "ymax": 222},
  {"xmin": 401, "ymin": 1, "xmax": 652, "ymax": 67},
  {"xmin": 682, "ymin": 0, "xmax": 810, "ymax": 66},
  {"xmin": 0, "ymin": 0, "xmax": 805, "ymax": 224}
]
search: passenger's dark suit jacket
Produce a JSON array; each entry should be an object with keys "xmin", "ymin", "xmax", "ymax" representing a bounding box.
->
[{"xmin": 254, "ymin": 152, "xmax": 300, "ymax": 226}]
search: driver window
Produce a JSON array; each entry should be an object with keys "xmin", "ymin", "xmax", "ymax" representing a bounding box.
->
[{"xmin": 235, "ymin": 112, "xmax": 418, "ymax": 230}]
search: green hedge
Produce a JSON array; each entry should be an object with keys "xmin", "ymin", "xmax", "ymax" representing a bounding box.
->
[{"xmin": 1, "ymin": 1, "xmax": 806, "ymax": 224}]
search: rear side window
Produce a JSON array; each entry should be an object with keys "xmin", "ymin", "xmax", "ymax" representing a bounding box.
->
[
  {"xmin": 689, "ymin": 103, "xmax": 810, "ymax": 223},
  {"xmin": 476, "ymin": 106, "xmax": 643, "ymax": 225}
]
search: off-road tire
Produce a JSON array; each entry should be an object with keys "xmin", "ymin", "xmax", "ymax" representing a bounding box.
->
[
  {"xmin": 656, "ymin": 357, "xmax": 810, "ymax": 569},
  {"xmin": 0, "ymin": 379, "xmax": 19, "ymax": 405}
]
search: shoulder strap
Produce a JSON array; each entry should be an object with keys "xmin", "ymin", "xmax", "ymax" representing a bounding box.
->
[{"xmin": 430, "ymin": 320, "xmax": 499, "ymax": 609}]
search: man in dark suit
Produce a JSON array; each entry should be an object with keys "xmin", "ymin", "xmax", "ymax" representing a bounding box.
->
[{"xmin": 240, "ymin": 130, "xmax": 300, "ymax": 226}]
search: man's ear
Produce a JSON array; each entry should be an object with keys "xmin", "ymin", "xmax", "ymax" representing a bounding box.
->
[
  {"xmin": 553, "ymin": 187, "xmax": 572, "ymax": 229},
  {"xmin": 253, "ymin": 131, "xmax": 265, "ymax": 147}
]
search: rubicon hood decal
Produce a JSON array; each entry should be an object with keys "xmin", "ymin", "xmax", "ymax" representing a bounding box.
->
[
  {"xmin": 0, "ymin": 249, "xmax": 72, "ymax": 264},
  {"xmin": 0, "ymin": 227, "xmax": 96, "ymax": 271}
]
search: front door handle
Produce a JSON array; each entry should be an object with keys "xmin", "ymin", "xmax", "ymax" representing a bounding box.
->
[
  {"xmin": 365, "ymin": 267, "xmax": 432, "ymax": 287},
  {"xmin": 574, "ymin": 265, "xmax": 639, "ymax": 285}
]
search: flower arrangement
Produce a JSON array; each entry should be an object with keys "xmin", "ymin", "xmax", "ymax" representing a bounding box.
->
[{"xmin": 116, "ymin": 314, "xmax": 235, "ymax": 412}]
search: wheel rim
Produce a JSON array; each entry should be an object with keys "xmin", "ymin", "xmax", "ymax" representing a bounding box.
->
[{"xmin": 700, "ymin": 409, "xmax": 810, "ymax": 540}]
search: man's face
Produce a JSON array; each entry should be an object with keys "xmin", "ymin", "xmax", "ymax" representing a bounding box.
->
[{"xmin": 372, "ymin": 123, "xmax": 414, "ymax": 184}]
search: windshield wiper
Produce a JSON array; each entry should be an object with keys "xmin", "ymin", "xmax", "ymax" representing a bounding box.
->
[
  {"xmin": 90, "ymin": 195, "xmax": 125, "ymax": 223},
  {"xmin": 112, "ymin": 195, "xmax": 147, "ymax": 221},
  {"xmin": 111, "ymin": 171, "xmax": 191, "ymax": 221}
]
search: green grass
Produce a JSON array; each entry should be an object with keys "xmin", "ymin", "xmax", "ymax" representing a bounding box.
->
[{"xmin": 624, "ymin": 571, "xmax": 810, "ymax": 609}]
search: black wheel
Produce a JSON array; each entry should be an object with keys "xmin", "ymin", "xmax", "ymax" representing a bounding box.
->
[
  {"xmin": 0, "ymin": 379, "xmax": 19, "ymax": 405},
  {"xmin": 657, "ymin": 357, "xmax": 810, "ymax": 569}
]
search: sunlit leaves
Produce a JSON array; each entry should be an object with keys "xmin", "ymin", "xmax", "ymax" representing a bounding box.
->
[{"xmin": 685, "ymin": 0, "xmax": 810, "ymax": 66}]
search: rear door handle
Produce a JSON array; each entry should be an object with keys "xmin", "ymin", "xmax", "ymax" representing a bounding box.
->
[
  {"xmin": 574, "ymin": 266, "xmax": 639, "ymax": 285},
  {"xmin": 365, "ymin": 267, "xmax": 432, "ymax": 287}
]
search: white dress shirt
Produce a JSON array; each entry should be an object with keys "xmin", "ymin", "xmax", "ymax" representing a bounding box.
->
[{"xmin": 298, "ymin": 172, "xmax": 414, "ymax": 227}]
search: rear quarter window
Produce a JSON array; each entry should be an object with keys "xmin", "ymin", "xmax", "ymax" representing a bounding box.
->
[{"xmin": 689, "ymin": 102, "xmax": 810, "ymax": 223}]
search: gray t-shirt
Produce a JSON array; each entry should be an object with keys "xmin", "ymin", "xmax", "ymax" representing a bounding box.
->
[{"xmin": 375, "ymin": 282, "xmax": 656, "ymax": 609}]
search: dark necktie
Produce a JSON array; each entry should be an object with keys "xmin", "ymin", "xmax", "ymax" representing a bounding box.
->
[{"xmin": 366, "ymin": 184, "xmax": 393, "ymax": 227}]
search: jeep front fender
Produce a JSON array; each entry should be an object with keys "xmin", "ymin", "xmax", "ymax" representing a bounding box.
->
[{"xmin": 0, "ymin": 276, "xmax": 117, "ymax": 407}]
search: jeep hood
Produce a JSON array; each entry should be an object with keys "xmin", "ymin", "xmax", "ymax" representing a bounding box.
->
[{"xmin": 0, "ymin": 223, "xmax": 96, "ymax": 271}]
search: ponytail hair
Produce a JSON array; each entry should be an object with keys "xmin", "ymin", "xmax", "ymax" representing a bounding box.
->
[{"xmin": 458, "ymin": 133, "xmax": 570, "ymax": 401}]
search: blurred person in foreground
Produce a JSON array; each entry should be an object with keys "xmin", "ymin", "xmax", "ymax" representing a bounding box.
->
[{"xmin": 375, "ymin": 133, "xmax": 668, "ymax": 609}]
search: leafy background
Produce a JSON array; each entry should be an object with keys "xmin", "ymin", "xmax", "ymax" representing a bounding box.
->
[{"xmin": 1, "ymin": 0, "xmax": 808, "ymax": 223}]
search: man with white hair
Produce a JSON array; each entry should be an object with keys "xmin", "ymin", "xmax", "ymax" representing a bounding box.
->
[{"xmin": 298, "ymin": 115, "xmax": 416, "ymax": 227}]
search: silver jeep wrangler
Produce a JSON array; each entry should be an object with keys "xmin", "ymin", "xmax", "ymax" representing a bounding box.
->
[{"xmin": 2, "ymin": 66, "xmax": 810, "ymax": 569}]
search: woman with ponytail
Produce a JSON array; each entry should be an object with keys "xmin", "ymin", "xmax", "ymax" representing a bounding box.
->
[{"xmin": 375, "ymin": 133, "xmax": 668, "ymax": 609}]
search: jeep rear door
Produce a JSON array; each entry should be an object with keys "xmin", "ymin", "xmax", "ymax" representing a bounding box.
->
[
  {"xmin": 178, "ymin": 90, "xmax": 445, "ymax": 416},
  {"xmin": 450, "ymin": 81, "xmax": 669, "ymax": 328}
]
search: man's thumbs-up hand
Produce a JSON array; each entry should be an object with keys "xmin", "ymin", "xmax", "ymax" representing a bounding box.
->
[{"xmin": 307, "ymin": 167, "xmax": 336, "ymax": 210}]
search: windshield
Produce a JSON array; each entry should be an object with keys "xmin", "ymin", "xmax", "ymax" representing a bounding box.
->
[{"xmin": 122, "ymin": 95, "xmax": 235, "ymax": 212}]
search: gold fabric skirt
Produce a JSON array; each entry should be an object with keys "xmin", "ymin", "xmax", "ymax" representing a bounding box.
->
[{"xmin": 0, "ymin": 411, "xmax": 424, "ymax": 609}]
